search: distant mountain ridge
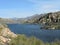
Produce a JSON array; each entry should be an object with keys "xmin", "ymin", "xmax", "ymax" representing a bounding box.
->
[
  {"xmin": 23, "ymin": 11, "xmax": 60, "ymax": 24},
  {"xmin": 0, "ymin": 11, "xmax": 60, "ymax": 24}
]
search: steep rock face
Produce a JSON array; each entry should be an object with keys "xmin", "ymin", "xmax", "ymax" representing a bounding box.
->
[
  {"xmin": 23, "ymin": 11, "xmax": 60, "ymax": 24},
  {"xmin": 0, "ymin": 24, "xmax": 17, "ymax": 45},
  {"xmin": 39, "ymin": 12, "xmax": 60, "ymax": 24},
  {"xmin": 23, "ymin": 11, "xmax": 60, "ymax": 29},
  {"xmin": 38, "ymin": 11, "xmax": 60, "ymax": 29},
  {"xmin": 25, "ymin": 11, "xmax": 60, "ymax": 24},
  {"xmin": 1, "ymin": 28, "xmax": 17, "ymax": 38}
]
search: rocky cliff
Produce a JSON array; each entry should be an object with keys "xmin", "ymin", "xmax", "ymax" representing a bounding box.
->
[
  {"xmin": 38, "ymin": 11, "xmax": 60, "ymax": 29},
  {"xmin": 23, "ymin": 11, "xmax": 60, "ymax": 29},
  {"xmin": 0, "ymin": 24, "xmax": 17, "ymax": 45},
  {"xmin": 24, "ymin": 11, "xmax": 60, "ymax": 24}
]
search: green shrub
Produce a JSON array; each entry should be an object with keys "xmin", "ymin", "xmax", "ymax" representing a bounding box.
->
[{"xmin": 9, "ymin": 34, "xmax": 60, "ymax": 45}]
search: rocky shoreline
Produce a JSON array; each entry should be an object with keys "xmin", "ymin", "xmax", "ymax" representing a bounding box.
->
[{"xmin": 0, "ymin": 24, "xmax": 17, "ymax": 45}]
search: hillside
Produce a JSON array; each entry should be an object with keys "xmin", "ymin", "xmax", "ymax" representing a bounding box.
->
[
  {"xmin": 0, "ymin": 11, "xmax": 60, "ymax": 29},
  {"xmin": 24, "ymin": 11, "xmax": 60, "ymax": 29},
  {"xmin": 0, "ymin": 18, "xmax": 28, "ymax": 24},
  {"xmin": 24, "ymin": 11, "xmax": 60, "ymax": 23},
  {"xmin": 0, "ymin": 24, "xmax": 17, "ymax": 45}
]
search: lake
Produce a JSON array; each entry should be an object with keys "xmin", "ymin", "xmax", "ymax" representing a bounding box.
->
[{"xmin": 8, "ymin": 24, "xmax": 60, "ymax": 42}]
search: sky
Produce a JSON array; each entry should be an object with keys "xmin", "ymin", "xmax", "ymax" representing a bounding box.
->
[{"xmin": 0, "ymin": 0, "xmax": 60, "ymax": 18}]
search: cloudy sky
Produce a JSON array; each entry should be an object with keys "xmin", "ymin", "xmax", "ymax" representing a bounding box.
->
[{"xmin": 0, "ymin": 0, "xmax": 60, "ymax": 18}]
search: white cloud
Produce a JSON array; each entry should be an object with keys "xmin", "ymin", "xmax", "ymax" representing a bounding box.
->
[
  {"xmin": 41, "ymin": 5, "xmax": 54, "ymax": 9},
  {"xmin": 28, "ymin": 0, "xmax": 60, "ymax": 14},
  {"xmin": 0, "ymin": 0, "xmax": 60, "ymax": 18},
  {"xmin": 26, "ymin": 0, "xmax": 39, "ymax": 3}
]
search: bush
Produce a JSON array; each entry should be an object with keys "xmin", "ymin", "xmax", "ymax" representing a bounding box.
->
[{"xmin": 9, "ymin": 34, "xmax": 60, "ymax": 45}]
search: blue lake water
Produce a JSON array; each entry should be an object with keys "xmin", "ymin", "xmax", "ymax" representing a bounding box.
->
[{"xmin": 8, "ymin": 24, "xmax": 60, "ymax": 42}]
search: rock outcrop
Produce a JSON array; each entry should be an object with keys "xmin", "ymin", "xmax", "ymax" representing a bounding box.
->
[
  {"xmin": 38, "ymin": 11, "xmax": 60, "ymax": 29},
  {"xmin": 23, "ymin": 11, "xmax": 60, "ymax": 29},
  {"xmin": 0, "ymin": 24, "xmax": 17, "ymax": 45}
]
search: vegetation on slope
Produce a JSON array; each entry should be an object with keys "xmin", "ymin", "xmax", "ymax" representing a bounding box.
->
[
  {"xmin": 0, "ymin": 24, "xmax": 60, "ymax": 45},
  {"xmin": 24, "ymin": 11, "xmax": 60, "ymax": 29},
  {"xmin": 9, "ymin": 34, "xmax": 60, "ymax": 45},
  {"xmin": 39, "ymin": 12, "xmax": 60, "ymax": 29},
  {"xmin": 0, "ymin": 24, "xmax": 17, "ymax": 45}
]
